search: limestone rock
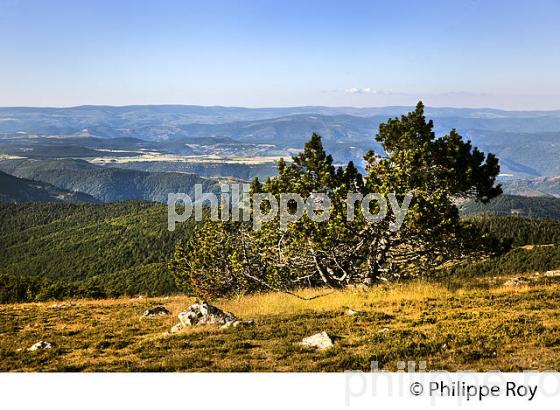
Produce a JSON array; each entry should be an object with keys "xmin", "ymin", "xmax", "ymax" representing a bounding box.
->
[
  {"xmin": 345, "ymin": 308, "xmax": 360, "ymax": 316},
  {"xmin": 504, "ymin": 277, "xmax": 530, "ymax": 287},
  {"xmin": 178, "ymin": 301, "xmax": 237, "ymax": 327},
  {"xmin": 170, "ymin": 323, "xmax": 184, "ymax": 334},
  {"xmin": 220, "ymin": 320, "xmax": 254, "ymax": 329},
  {"xmin": 48, "ymin": 303, "xmax": 80, "ymax": 309},
  {"xmin": 143, "ymin": 306, "xmax": 171, "ymax": 317},
  {"xmin": 301, "ymin": 331, "xmax": 334, "ymax": 350},
  {"xmin": 28, "ymin": 341, "xmax": 53, "ymax": 351}
]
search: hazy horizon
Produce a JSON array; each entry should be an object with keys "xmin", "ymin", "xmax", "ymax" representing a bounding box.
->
[{"xmin": 1, "ymin": 102, "xmax": 560, "ymax": 113}]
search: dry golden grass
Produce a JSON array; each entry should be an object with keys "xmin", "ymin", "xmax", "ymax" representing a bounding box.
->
[
  {"xmin": 218, "ymin": 282, "xmax": 451, "ymax": 318},
  {"xmin": 1, "ymin": 276, "xmax": 560, "ymax": 372}
]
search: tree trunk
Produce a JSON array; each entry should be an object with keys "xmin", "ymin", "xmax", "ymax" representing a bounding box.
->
[{"xmin": 363, "ymin": 236, "xmax": 389, "ymax": 286}]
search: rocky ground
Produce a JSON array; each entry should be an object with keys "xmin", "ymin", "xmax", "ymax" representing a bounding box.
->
[{"xmin": 1, "ymin": 275, "xmax": 560, "ymax": 371}]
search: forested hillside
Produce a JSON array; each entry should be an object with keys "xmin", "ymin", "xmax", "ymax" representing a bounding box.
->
[
  {"xmin": 0, "ymin": 202, "xmax": 194, "ymax": 302},
  {"xmin": 467, "ymin": 214, "xmax": 560, "ymax": 246},
  {"xmin": 441, "ymin": 214, "xmax": 560, "ymax": 283},
  {"xmin": 2, "ymin": 199, "xmax": 560, "ymax": 303},
  {"xmin": 460, "ymin": 194, "xmax": 560, "ymax": 220},
  {"xmin": 0, "ymin": 171, "xmax": 97, "ymax": 204},
  {"xmin": 0, "ymin": 159, "xmax": 222, "ymax": 203}
]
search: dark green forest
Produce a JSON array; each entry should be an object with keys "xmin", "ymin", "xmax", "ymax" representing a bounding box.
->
[
  {"xmin": 442, "ymin": 245, "xmax": 560, "ymax": 281},
  {"xmin": 466, "ymin": 214, "xmax": 560, "ymax": 246},
  {"xmin": 1, "ymin": 200, "xmax": 560, "ymax": 303},
  {"xmin": 0, "ymin": 202, "xmax": 194, "ymax": 302},
  {"xmin": 460, "ymin": 194, "xmax": 560, "ymax": 220}
]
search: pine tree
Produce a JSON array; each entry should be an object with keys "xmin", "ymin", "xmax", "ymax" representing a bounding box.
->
[{"xmin": 171, "ymin": 103, "xmax": 504, "ymax": 297}]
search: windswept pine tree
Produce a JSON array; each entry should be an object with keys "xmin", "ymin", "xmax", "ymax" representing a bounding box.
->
[{"xmin": 171, "ymin": 103, "xmax": 505, "ymax": 298}]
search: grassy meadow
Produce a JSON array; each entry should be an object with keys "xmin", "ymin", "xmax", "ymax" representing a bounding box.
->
[{"xmin": 2, "ymin": 273, "xmax": 560, "ymax": 372}]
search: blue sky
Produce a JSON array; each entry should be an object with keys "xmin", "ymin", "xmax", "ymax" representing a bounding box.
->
[{"xmin": 0, "ymin": 0, "xmax": 559, "ymax": 109}]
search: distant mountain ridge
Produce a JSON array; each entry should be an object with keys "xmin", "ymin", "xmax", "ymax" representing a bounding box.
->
[
  {"xmin": 0, "ymin": 170, "xmax": 97, "ymax": 204},
  {"xmin": 2, "ymin": 105, "xmax": 560, "ymax": 136},
  {"xmin": 2, "ymin": 104, "xmax": 560, "ymax": 178},
  {"xmin": 502, "ymin": 176, "xmax": 560, "ymax": 198},
  {"xmin": 0, "ymin": 159, "xmax": 223, "ymax": 203}
]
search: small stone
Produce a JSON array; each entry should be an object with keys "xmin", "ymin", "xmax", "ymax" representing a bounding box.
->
[
  {"xmin": 504, "ymin": 277, "xmax": 530, "ymax": 287},
  {"xmin": 378, "ymin": 327, "xmax": 390, "ymax": 333},
  {"xmin": 143, "ymin": 306, "xmax": 171, "ymax": 317},
  {"xmin": 220, "ymin": 321, "xmax": 235, "ymax": 329},
  {"xmin": 345, "ymin": 308, "xmax": 359, "ymax": 316},
  {"xmin": 48, "ymin": 303, "xmax": 80, "ymax": 309},
  {"xmin": 220, "ymin": 320, "xmax": 254, "ymax": 329},
  {"xmin": 235, "ymin": 320, "xmax": 254, "ymax": 327},
  {"xmin": 545, "ymin": 270, "xmax": 560, "ymax": 277},
  {"xmin": 28, "ymin": 341, "xmax": 53, "ymax": 351},
  {"xmin": 170, "ymin": 323, "xmax": 184, "ymax": 334},
  {"xmin": 301, "ymin": 331, "xmax": 334, "ymax": 350}
]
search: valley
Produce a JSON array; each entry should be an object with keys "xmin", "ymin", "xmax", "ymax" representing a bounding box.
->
[{"xmin": 2, "ymin": 105, "xmax": 560, "ymax": 184}]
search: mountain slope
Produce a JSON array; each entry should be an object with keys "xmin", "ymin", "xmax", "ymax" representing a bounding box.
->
[
  {"xmin": 501, "ymin": 176, "xmax": 560, "ymax": 198},
  {"xmin": 0, "ymin": 170, "xmax": 97, "ymax": 204},
  {"xmin": 0, "ymin": 202, "xmax": 194, "ymax": 299},
  {"xmin": 459, "ymin": 194, "xmax": 560, "ymax": 220},
  {"xmin": 2, "ymin": 200, "xmax": 559, "ymax": 302},
  {"xmin": 0, "ymin": 159, "xmax": 223, "ymax": 203}
]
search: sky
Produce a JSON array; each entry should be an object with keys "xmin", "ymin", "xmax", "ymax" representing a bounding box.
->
[{"xmin": 0, "ymin": 0, "xmax": 559, "ymax": 109}]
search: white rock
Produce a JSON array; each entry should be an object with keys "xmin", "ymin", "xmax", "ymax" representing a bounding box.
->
[
  {"xmin": 28, "ymin": 341, "xmax": 53, "ymax": 351},
  {"xmin": 545, "ymin": 270, "xmax": 560, "ymax": 277},
  {"xmin": 345, "ymin": 308, "xmax": 359, "ymax": 316},
  {"xmin": 170, "ymin": 323, "xmax": 184, "ymax": 334},
  {"xmin": 48, "ymin": 303, "xmax": 80, "ymax": 309},
  {"xmin": 301, "ymin": 331, "xmax": 334, "ymax": 350},
  {"xmin": 171, "ymin": 301, "xmax": 250, "ymax": 332},
  {"xmin": 220, "ymin": 321, "xmax": 235, "ymax": 329},
  {"xmin": 504, "ymin": 277, "xmax": 530, "ymax": 287},
  {"xmin": 143, "ymin": 306, "xmax": 171, "ymax": 317},
  {"xmin": 178, "ymin": 301, "xmax": 237, "ymax": 327},
  {"xmin": 220, "ymin": 320, "xmax": 254, "ymax": 329}
]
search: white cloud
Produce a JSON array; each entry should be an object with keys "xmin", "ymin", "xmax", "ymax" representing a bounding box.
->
[
  {"xmin": 342, "ymin": 88, "xmax": 492, "ymax": 98},
  {"xmin": 344, "ymin": 87, "xmax": 396, "ymax": 95}
]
